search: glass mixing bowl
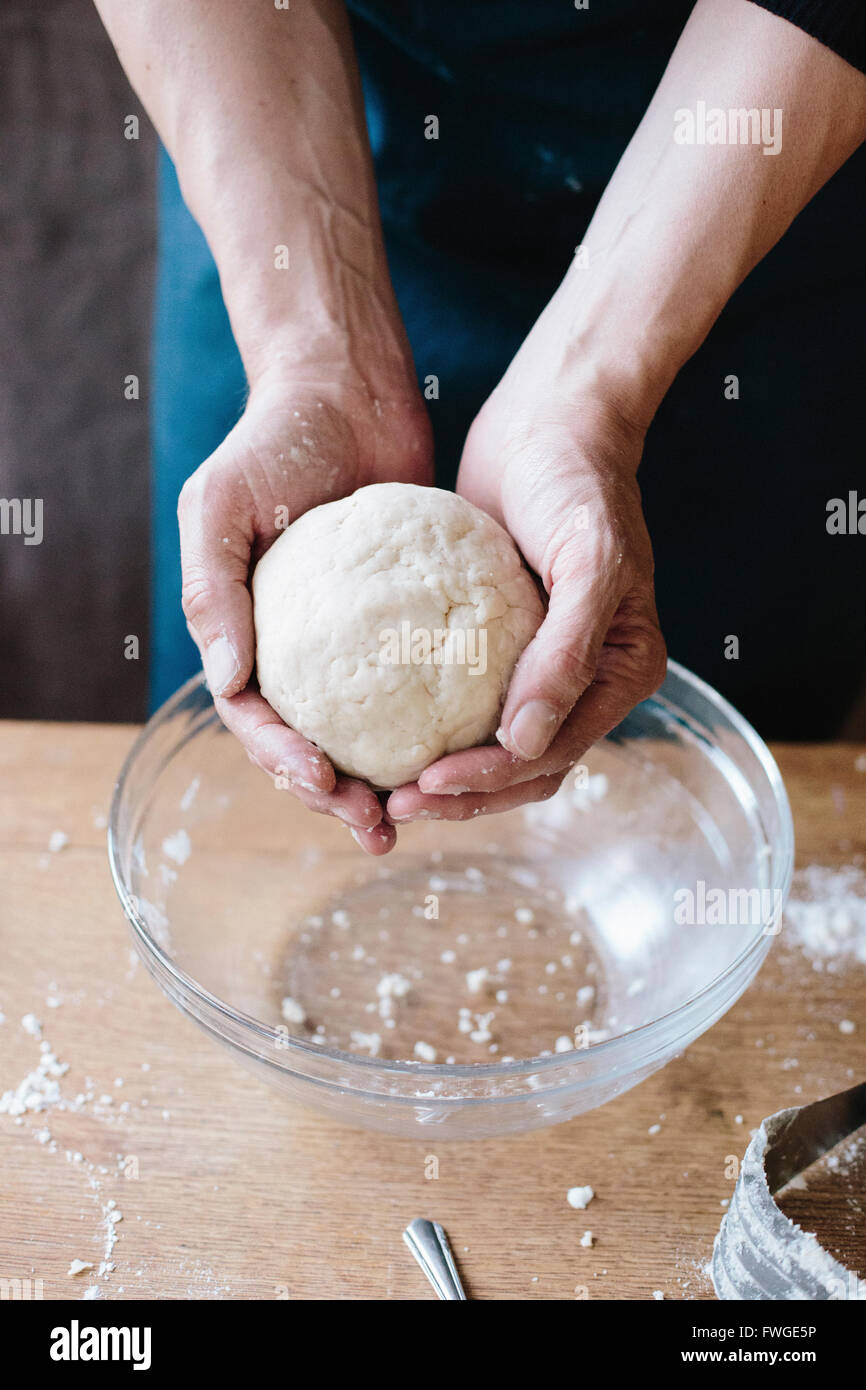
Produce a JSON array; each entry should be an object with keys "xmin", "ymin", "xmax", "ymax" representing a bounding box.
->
[{"xmin": 108, "ymin": 662, "xmax": 793, "ymax": 1139}]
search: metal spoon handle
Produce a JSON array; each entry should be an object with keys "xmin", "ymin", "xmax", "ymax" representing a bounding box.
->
[{"xmin": 403, "ymin": 1219, "xmax": 467, "ymax": 1300}]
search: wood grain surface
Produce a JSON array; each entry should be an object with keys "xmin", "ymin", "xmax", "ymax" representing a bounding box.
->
[{"xmin": 0, "ymin": 723, "xmax": 864, "ymax": 1301}]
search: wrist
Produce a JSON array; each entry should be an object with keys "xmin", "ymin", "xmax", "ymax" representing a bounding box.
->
[
  {"xmin": 175, "ymin": 128, "xmax": 408, "ymax": 393},
  {"xmin": 241, "ymin": 286, "xmax": 417, "ymax": 401},
  {"xmin": 516, "ymin": 266, "xmax": 689, "ymax": 439},
  {"xmin": 513, "ymin": 217, "xmax": 738, "ymax": 442},
  {"xmin": 206, "ymin": 207, "xmax": 411, "ymax": 396}
]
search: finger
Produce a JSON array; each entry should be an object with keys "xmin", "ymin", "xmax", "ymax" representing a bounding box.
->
[
  {"xmin": 290, "ymin": 774, "xmax": 386, "ymax": 829},
  {"xmin": 227, "ymin": 693, "xmax": 389, "ymax": 829},
  {"xmin": 215, "ymin": 687, "xmax": 336, "ymax": 794},
  {"xmin": 545, "ymin": 615, "xmax": 667, "ymax": 757},
  {"xmin": 349, "ymin": 821, "xmax": 398, "ymax": 856},
  {"xmin": 418, "ymin": 598, "xmax": 666, "ymax": 795},
  {"xmin": 386, "ymin": 771, "xmax": 565, "ymax": 823},
  {"xmin": 496, "ymin": 535, "xmax": 625, "ymax": 762},
  {"xmin": 178, "ymin": 470, "xmax": 256, "ymax": 700},
  {"xmin": 417, "ymin": 744, "xmax": 524, "ymax": 796}
]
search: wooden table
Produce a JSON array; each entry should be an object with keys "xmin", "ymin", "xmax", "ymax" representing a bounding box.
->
[{"xmin": 1, "ymin": 724, "xmax": 864, "ymax": 1301}]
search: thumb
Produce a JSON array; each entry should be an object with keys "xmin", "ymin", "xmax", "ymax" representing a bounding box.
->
[
  {"xmin": 178, "ymin": 469, "xmax": 256, "ymax": 699},
  {"xmin": 497, "ymin": 537, "xmax": 624, "ymax": 761}
]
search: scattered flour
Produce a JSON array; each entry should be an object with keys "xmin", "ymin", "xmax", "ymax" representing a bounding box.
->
[
  {"xmin": 179, "ymin": 777, "xmax": 200, "ymax": 811},
  {"xmin": 376, "ymin": 973, "xmax": 411, "ymax": 1020},
  {"xmin": 280, "ymin": 997, "xmax": 306, "ymax": 1025},
  {"xmin": 469, "ymin": 1012, "xmax": 495, "ymax": 1044},
  {"xmin": 783, "ymin": 864, "xmax": 866, "ymax": 972},
  {"xmin": 161, "ymin": 829, "xmax": 192, "ymax": 866},
  {"xmin": 0, "ymin": 1041, "xmax": 68, "ymax": 1116},
  {"xmin": 465, "ymin": 967, "xmax": 489, "ymax": 996},
  {"xmin": 350, "ymin": 1030, "xmax": 381, "ymax": 1057}
]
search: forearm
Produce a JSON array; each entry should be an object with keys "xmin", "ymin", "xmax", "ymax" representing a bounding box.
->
[
  {"xmin": 528, "ymin": 0, "xmax": 866, "ymax": 432},
  {"xmin": 94, "ymin": 0, "xmax": 407, "ymax": 387}
]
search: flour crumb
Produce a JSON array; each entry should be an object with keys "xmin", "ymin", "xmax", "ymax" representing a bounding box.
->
[
  {"xmin": 48, "ymin": 830, "xmax": 68, "ymax": 853},
  {"xmin": 414, "ymin": 1041, "xmax": 437, "ymax": 1062},
  {"xmin": 21, "ymin": 1013, "xmax": 42, "ymax": 1038},
  {"xmin": 350, "ymin": 1030, "xmax": 381, "ymax": 1057},
  {"xmin": 469, "ymin": 1011, "xmax": 495, "ymax": 1044},
  {"xmin": 839, "ymin": 1019, "xmax": 856, "ymax": 1034},
  {"xmin": 465, "ymin": 967, "xmax": 489, "ymax": 996},
  {"xmin": 376, "ymin": 973, "xmax": 411, "ymax": 1019},
  {"xmin": 280, "ymin": 997, "xmax": 306, "ymax": 1025},
  {"xmin": 653, "ymin": 1290, "xmax": 664, "ymax": 1300},
  {"xmin": 161, "ymin": 829, "xmax": 192, "ymax": 865},
  {"xmin": 567, "ymin": 1185, "xmax": 594, "ymax": 1210},
  {"xmin": 179, "ymin": 777, "xmax": 200, "ymax": 811},
  {"xmin": 783, "ymin": 864, "xmax": 866, "ymax": 971},
  {"xmin": 68, "ymin": 1259, "xmax": 93, "ymax": 1277},
  {"xmin": 580, "ymin": 1231, "xmax": 594, "ymax": 1247}
]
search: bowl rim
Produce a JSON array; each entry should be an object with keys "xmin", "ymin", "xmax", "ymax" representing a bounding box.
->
[{"xmin": 108, "ymin": 660, "xmax": 795, "ymax": 1082}]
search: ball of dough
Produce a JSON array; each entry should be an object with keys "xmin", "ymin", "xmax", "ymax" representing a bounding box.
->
[{"xmin": 252, "ymin": 483, "xmax": 544, "ymax": 789}]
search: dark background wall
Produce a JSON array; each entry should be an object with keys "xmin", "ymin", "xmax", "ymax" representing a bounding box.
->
[{"xmin": 0, "ymin": 0, "xmax": 153, "ymax": 722}]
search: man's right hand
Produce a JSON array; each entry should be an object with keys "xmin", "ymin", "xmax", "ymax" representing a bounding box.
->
[{"xmin": 179, "ymin": 360, "xmax": 432, "ymax": 856}]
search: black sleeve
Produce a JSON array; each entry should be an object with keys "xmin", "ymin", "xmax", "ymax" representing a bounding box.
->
[{"xmin": 746, "ymin": 0, "xmax": 866, "ymax": 73}]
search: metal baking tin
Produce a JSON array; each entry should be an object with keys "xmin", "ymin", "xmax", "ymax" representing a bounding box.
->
[{"xmin": 712, "ymin": 1081, "xmax": 866, "ymax": 1300}]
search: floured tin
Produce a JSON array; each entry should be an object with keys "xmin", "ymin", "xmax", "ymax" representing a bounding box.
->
[{"xmin": 712, "ymin": 1082, "xmax": 866, "ymax": 1300}]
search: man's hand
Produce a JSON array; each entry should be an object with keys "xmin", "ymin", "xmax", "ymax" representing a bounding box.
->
[
  {"xmin": 180, "ymin": 362, "xmax": 432, "ymax": 855},
  {"xmin": 93, "ymin": 0, "xmax": 438, "ymax": 851},
  {"xmin": 389, "ymin": 0, "xmax": 866, "ymax": 825},
  {"xmin": 387, "ymin": 381, "xmax": 665, "ymax": 823}
]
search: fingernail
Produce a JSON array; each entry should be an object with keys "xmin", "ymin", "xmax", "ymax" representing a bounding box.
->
[
  {"xmin": 418, "ymin": 778, "xmax": 470, "ymax": 795},
  {"xmin": 203, "ymin": 635, "xmax": 240, "ymax": 697},
  {"xmin": 506, "ymin": 701, "xmax": 560, "ymax": 760}
]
